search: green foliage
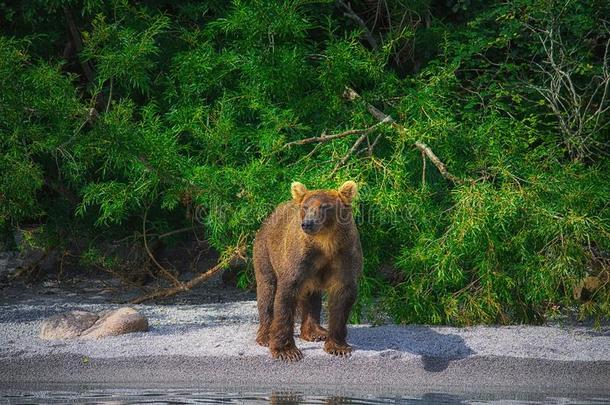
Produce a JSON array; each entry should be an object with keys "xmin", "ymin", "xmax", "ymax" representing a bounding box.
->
[
  {"xmin": 82, "ymin": 12, "xmax": 170, "ymax": 94},
  {"xmin": 1, "ymin": 0, "xmax": 608, "ymax": 325}
]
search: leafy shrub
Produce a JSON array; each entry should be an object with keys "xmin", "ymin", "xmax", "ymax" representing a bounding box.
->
[{"xmin": 0, "ymin": 0, "xmax": 608, "ymax": 324}]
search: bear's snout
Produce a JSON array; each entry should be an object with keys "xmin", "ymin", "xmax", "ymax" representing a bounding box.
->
[{"xmin": 301, "ymin": 219, "xmax": 317, "ymax": 233}]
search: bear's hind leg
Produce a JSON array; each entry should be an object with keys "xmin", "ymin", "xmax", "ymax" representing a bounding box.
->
[{"xmin": 299, "ymin": 292, "xmax": 328, "ymax": 342}]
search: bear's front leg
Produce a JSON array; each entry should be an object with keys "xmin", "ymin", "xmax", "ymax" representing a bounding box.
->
[
  {"xmin": 268, "ymin": 281, "xmax": 303, "ymax": 361},
  {"xmin": 325, "ymin": 282, "xmax": 357, "ymax": 357}
]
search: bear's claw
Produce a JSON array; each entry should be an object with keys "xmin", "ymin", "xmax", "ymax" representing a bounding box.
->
[
  {"xmin": 300, "ymin": 324, "xmax": 328, "ymax": 342},
  {"xmin": 324, "ymin": 341, "xmax": 352, "ymax": 357},
  {"xmin": 271, "ymin": 346, "xmax": 303, "ymax": 362},
  {"xmin": 256, "ymin": 336, "xmax": 269, "ymax": 347},
  {"xmin": 256, "ymin": 329, "xmax": 270, "ymax": 347}
]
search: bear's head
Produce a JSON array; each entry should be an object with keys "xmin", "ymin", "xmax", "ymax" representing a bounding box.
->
[{"xmin": 290, "ymin": 181, "xmax": 358, "ymax": 235}]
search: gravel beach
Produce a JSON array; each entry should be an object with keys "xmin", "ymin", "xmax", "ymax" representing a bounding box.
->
[{"xmin": 1, "ymin": 278, "xmax": 609, "ymax": 399}]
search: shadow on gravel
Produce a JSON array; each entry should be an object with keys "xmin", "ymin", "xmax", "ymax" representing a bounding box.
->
[
  {"xmin": 348, "ymin": 325, "xmax": 475, "ymax": 372},
  {"xmin": 574, "ymin": 328, "xmax": 610, "ymax": 337},
  {"xmin": 0, "ymin": 302, "xmax": 108, "ymax": 324}
]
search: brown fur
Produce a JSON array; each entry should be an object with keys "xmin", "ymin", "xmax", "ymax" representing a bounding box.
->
[{"xmin": 253, "ymin": 181, "xmax": 362, "ymax": 361}]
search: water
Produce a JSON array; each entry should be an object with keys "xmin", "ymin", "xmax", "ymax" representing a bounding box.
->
[{"xmin": 1, "ymin": 388, "xmax": 609, "ymax": 405}]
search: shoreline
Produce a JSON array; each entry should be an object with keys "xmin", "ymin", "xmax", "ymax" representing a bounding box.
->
[
  {"xmin": 1, "ymin": 281, "xmax": 609, "ymax": 397},
  {"xmin": 2, "ymin": 354, "xmax": 610, "ymax": 397}
]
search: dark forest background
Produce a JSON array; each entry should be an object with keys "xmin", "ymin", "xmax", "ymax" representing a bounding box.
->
[{"xmin": 1, "ymin": 0, "xmax": 609, "ymax": 324}]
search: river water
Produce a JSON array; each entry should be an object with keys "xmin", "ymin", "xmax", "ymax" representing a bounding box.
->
[{"xmin": 1, "ymin": 387, "xmax": 609, "ymax": 404}]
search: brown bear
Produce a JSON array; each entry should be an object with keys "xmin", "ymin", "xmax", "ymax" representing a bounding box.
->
[{"xmin": 253, "ymin": 181, "xmax": 362, "ymax": 361}]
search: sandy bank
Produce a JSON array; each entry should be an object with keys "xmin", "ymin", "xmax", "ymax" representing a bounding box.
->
[{"xmin": 0, "ymin": 281, "xmax": 609, "ymax": 396}]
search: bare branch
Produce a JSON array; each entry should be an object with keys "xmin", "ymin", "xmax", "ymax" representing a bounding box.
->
[
  {"xmin": 421, "ymin": 150, "xmax": 426, "ymax": 187},
  {"xmin": 130, "ymin": 239, "xmax": 246, "ymax": 304},
  {"xmin": 105, "ymin": 78, "xmax": 113, "ymax": 114},
  {"xmin": 367, "ymin": 133, "xmax": 383, "ymax": 156},
  {"xmin": 414, "ymin": 142, "xmax": 463, "ymax": 185},
  {"xmin": 308, "ymin": 115, "xmax": 392, "ymax": 176},
  {"xmin": 344, "ymin": 87, "xmax": 468, "ymax": 185},
  {"xmin": 283, "ymin": 120, "xmax": 388, "ymax": 148},
  {"xmin": 526, "ymin": 16, "xmax": 610, "ymax": 161},
  {"xmin": 329, "ymin": 132, "xmax": 369, "ymax": 177},
  {"xmin": 143, "ymin": 204, "xmax": 182, "ymax": 288},
  {"xmin": 336, "ymin": 0, "xmax": 378, "ymax": 49}
]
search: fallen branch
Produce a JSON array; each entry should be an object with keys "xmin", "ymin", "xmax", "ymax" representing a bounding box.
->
[
  {"xmin": 283, "ymin": 121, "xmax": 386, "ymax": 148},
  {"xmin": 414, "ymin": 142, "xmax": 463, "ymax": 185},
  {"xmin": 344, "ymin": 87, "xmax": 467, "ymax": 185},
  {"xmin": 421, "ymin": 150, "xmax": 426, "ymax": 186},
  {"xmin": 329, "ymin": 116, "xmax": 392, "ymax": 176},
  {"xmin": 343, "ymin": 87, "xmax": 392, "ymax": 122},
  {"xmin": 129, "ymin": 239, "xmax": 246, "ymax": 304},
  {"xmin": 367, "ymin": 132, "xmax": 384, "ymax": 156},
  {"xmin": 330, "ymin": 133, "xmax": 369, "ymax": 177}
]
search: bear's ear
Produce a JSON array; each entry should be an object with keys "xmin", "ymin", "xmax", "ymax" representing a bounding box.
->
[
  {"xmin": 291, "ymin": 181, "xmax": 308, "ymax": 203},
  {"xmin": 338, "ymin": 181, "xmax": 358, "ymax": 205}
]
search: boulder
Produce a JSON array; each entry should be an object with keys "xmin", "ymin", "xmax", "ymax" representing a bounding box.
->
[
  {"xmin": 80, "ymin": 307, "xmax": 149, "ymax": 339},
  {"xmin": 40, "ymin": 310, "xmax": 99, "ymax": 339},
  {"xmin": 40, "ymin": 307, "xmax": 148, "ymax": 340}
]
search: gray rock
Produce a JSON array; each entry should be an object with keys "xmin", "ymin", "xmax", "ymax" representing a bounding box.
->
[
  {"xmin": 40, "ymin": 307, "xmax": 148, "ymax": 340},
  {"xmin": 40, "ymin": 310, "xmax": 99, "ymax": 339},
  {"xmin": 80, "ymin": 307, "xmax": 149, "ymax": 339}
]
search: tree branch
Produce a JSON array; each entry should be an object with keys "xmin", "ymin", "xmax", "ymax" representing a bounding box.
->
[
  {"xmin": 63, "ymin": 7, "xmax": 95, "ymax": 84},
  {"xmin": 328, "ymin": 116, "xmax": 392, "ymax": 176},
  {"xmin": 336, "ymin": 0, "xmax": 378, "ymax": 49},
  {"xmin": 283, "ymin": 121, "xmax": 387, "ymax": 148},
  {"xmin": 129, "ymin": 241, "xmax": 246, "ymax": 304},
  {"xmin": 330, "ymin": 133, "xmax": 368, "ymax": 177},
  {"xmin": 421, "ymin": 150, "xmax": 426, "ymax": 186},
  {"xmin": 344, "ymin": 87, "xmax": 466, "ymax": 185},
  {"xmin": 414, "ymin": 142, "xmax": 463, "ymax": 185},
  {"xmin": 525, "ymin": 19, "xmax": 610, "ymax": 161},
  {"xmin": 143, "ymin": 204, "xmax": 182, "ymax": 288}
]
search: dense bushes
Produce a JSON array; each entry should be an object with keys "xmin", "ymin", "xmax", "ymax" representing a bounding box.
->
[{"xmin": 1, "ymin": 0, "xmax": 608, "ymax": 324}]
